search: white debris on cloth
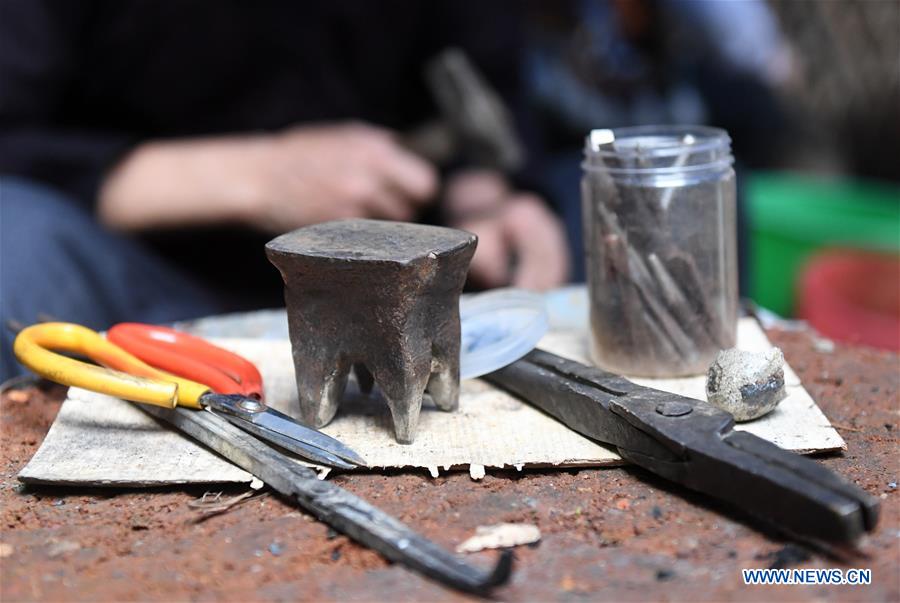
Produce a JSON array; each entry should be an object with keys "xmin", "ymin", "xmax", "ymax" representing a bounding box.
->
[
  {"xmin": 456, "ymin": 523, "xmax": 541, "ymax": 553},
  {"xmin": 19, "ymin": 316, "xmax": 844, "ymax": 487}
]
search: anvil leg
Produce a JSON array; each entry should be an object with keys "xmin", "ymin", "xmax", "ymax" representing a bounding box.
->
[
  {"xmin": 372, "ymin": 341, "xmax": 433, "ymax": 444},
  {"xmin": 294, "ymin": 343, "xmax": 351, "ymax": 427},
  {"xmin": 427, "ymin": 325, "xmax": 461, "ymax": 412}
]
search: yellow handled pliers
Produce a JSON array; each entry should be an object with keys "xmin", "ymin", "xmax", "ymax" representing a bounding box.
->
[
  {"xmin": 13, "ymin": 322, "xmax": 366, "ymax": 469},
  {"xmin": 14, "ymin": 322, "xmax": 205, "ymax": 409}
]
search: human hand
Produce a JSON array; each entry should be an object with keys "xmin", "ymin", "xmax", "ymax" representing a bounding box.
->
[
  {"xmin": 244, "ymin": 123, "xmax": 438, "ymax": 231},
  {"xmin": 445, "ymin": 170, "xmax": 569, "ymax": 291},
  {"xmin": 99, "ymin": 123, "xmax": 438, "ymax": 232}
]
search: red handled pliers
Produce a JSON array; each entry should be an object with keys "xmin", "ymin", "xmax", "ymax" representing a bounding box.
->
[{"xmin": 107, "ymin": 322, "xmax": 264, "ymax": 400}]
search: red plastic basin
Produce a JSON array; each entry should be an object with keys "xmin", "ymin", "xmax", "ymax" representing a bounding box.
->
[{"xmin": 798, "ymin": 250, "xmax": 900, "ymax": 351}]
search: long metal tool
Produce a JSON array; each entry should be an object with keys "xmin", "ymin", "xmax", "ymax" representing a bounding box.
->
[
  {"xmin": 486, "ymin": 349, "xmax": 879, "ymax": 546},
  {"xmin": 140, "ymin": 404, "xmax": 512, "ymax": 594}
]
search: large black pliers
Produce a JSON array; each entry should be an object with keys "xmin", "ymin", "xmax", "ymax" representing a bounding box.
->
[{"xmin": 485, "ymin": 349, "xmax": 879, "ymax": 546}]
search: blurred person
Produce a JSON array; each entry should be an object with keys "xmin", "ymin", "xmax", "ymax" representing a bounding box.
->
[
  {"xmin": 524, "ymin": 0, "xmax": 793, "ymax": 281},
  {"xmin": 0, "ymin": 1, "xmax": 570, "ymax": 379}
]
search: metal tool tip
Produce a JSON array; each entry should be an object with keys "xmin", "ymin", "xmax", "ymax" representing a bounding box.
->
[
  {"xmin": 483, "ymin": 550, "xmax": 514, "ymax": 591},
  {"xmin": 343, "ymin": 451, "xmax": 369, "ymax": 468}
]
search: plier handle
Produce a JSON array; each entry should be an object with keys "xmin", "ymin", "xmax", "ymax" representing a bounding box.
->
[
  {"xmin": 13, "ymin": 322, "xmax": 205, "ymax": 408},
  {"xmin": 107, "ymin": 323, "xmax": 263, "ymax": 400}
]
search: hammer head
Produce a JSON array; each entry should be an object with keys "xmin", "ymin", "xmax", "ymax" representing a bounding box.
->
[{"xmin": 266, "ymin": 219, "xmax": 476, "ymax": 443}]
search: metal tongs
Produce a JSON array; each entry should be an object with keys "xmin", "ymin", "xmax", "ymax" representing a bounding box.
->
[{"xmin": 486, "ymin": 349, "xmax": 880, "ymax": 546}]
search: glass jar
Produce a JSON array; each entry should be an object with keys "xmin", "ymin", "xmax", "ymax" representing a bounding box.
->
[{"xmin": 582, "ymin": 126, "xmax": 738, "ymax": 377}]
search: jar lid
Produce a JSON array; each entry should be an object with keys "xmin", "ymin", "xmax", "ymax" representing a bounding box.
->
[
  {"xmin": 459, "ymin": 288, "xmax": 549, "ymax": 379},
  {"xmin": 583, "ymin": 125, "xmax": 733, "ymax": 180}
]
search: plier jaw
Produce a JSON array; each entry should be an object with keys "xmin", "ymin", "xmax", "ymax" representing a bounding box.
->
[
  {"xmin": 202, "ymin": 393, "xmax": 367, "ymax": 470},
  {"xmin": 486, "ymin": 349, "xmax": 880, "ymax": 546}
]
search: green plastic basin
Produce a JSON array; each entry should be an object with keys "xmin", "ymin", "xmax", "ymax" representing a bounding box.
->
[{"xmin": 747, "ymin": 171, "xmax": 900, "ymax": 316}]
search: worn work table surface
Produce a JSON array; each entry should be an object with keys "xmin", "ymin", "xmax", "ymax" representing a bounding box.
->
[{"xmin": 2, "ymin": 328, "xmax": 898, "ymax": 602}]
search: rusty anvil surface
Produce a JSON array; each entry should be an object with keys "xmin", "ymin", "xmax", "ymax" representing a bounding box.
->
[{"xmin": 266, "ymin": 219, "xmax": 477, "ymax": 444}]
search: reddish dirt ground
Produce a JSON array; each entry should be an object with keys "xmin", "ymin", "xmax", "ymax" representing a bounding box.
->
[{"xmin": 1, "ymin": 329, "xmax": 898, "ymax": 602}]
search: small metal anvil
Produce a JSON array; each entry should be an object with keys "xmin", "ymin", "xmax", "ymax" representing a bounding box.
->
[{"xmin": 266, "ymin": 219, "xmax": 476, "ymax": 443}]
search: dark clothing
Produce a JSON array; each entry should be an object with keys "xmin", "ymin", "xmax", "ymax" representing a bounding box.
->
[
  {"xmin": 0, "ymin": 1, "xmax": 529, "ymax": 325},
  {"xmin": 0, "ymin": 1, "xmax": 524, "ymax": 204},
  {"xmin": 0, "ymin": 176, "xmax": 224, "ymax": 379}
]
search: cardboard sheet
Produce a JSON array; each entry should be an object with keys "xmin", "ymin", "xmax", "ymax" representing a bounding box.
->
[{"xmin": 19, "ymin": 318, "xmax": 844, "ymax": 486}]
